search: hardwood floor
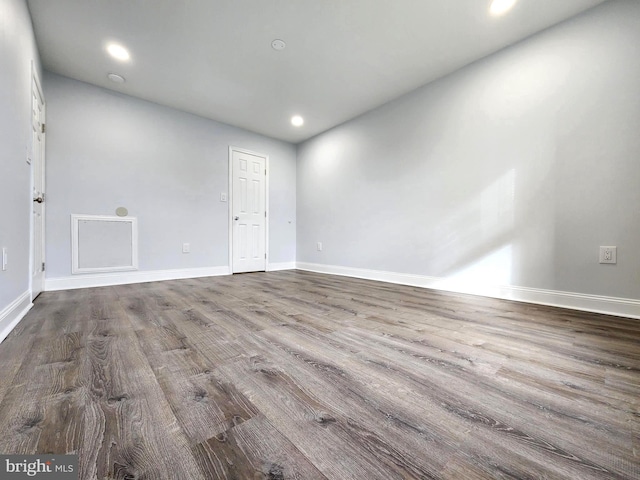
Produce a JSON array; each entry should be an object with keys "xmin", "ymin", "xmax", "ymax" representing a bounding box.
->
[{"xmin": 0, "ymin": 270, "xmax": 638, "ymax": 479}]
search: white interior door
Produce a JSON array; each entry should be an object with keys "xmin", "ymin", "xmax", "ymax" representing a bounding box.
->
[
  {"xmin": 31, "ymin": 74, "xmax": 46, "ymax": 298},
  {"xmin": 231, "ymin": 149, "xmax": 266, "ymax": 273}
]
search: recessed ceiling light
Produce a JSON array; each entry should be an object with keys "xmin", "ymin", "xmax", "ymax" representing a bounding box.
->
[
  {"xmin": 107, "ymin": 73, "xmax": 126, "ymax": 83},
  {"xmin": 489, "ymin": 0, "xmax": 516, "ymax": 16},
  {"xmin": 291, "ymin": 115, "xmax": 304, "ymax": 127},
  {"xmin": 107, "ymin": 43, "xmax": 130, "ymax": 61},
  {"xmin": 271, "ymin": 39, "xmax": 286, "ymax": 51}
]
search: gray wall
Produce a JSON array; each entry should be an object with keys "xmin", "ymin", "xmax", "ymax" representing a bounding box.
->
[
  {"xmin": 44, "ymin": 73, "xmax": 296, "ymax": 278},
  {"xmin": 297, "ymin": 0, "xmax": 640, "ymax": 300},
  {"xmin": 0, "ymin": 0, "xmax": 41, "ymax": 310}
]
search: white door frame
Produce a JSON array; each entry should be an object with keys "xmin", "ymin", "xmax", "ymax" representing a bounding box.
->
[
  {"xmin": 228, "ymin": 146, "xmax": 269, "ymax": 273},
  {"xmin": 30, "ymin": 64, "xmax": 46, "ymax": 299}
]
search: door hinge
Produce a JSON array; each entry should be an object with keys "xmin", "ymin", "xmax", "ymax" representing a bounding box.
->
[
  {"xmin": 265, "ymin": 169, "xmax": 267, "ymax": 176},
  {"xmin": 264, "ymin": 211, "xmax": 267, "ymax": 217},
  {"xmin": 42, "ymin": 262, "xmax": 45, "ymax": 271},
  {"xmin": 41, "ymin": 123, "xmax": 45, "ymax": 134},
  {"xmin": 265, "ymin": 254, "xmax": 267, "ymax": 259}
]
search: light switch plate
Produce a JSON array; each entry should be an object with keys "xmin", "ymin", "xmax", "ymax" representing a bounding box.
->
[{"xmin": 220, "ymin": 193, "xmax": 227, "ymax": 202}]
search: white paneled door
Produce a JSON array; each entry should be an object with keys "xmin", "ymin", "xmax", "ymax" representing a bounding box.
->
[
  {"xmin": 231, "ymin": 149, "xmax": 267, "ymax": 273},
  {"xmin": 31, "ymin": 73, "xmax": 46, "ymax": 299}
]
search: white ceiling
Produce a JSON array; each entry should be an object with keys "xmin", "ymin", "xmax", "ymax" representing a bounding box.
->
[{"xmin": 27, "ymin": 0, "xmax": 608, "ymax": 144}]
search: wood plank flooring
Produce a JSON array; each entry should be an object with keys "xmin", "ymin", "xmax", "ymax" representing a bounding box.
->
[{"xmin": 0, "ymin": 270, "xmax": 638, "ymax": 479}]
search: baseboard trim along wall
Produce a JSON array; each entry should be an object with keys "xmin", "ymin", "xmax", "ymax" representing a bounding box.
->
[
  {"xmin": 267, "ymin": 262, "xmax": 297, "ymax": 272},
  {"xmin": 45, "ymin": 266, "xmax": 231, "ymax": 291},
  {"xmin": 296, "ymin": 262, "xmax": 640, "ymax": 320},
  {"xmin": 45, "ymin": 262, "xmax": 297, "ymax": 291},
  {"xmin": 0, "ymin": 291, "xmax": 33, "ymax": 344},
  {"xmin": 40, "ymin": 261, "xmax": 639, "ymax": 318}
]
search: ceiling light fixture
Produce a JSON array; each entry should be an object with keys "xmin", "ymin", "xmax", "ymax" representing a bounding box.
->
[
  {"xmin": 271, "ymin": 39, "xmax": 286, "ymax": 51},
  {"xmin": 107, "ymin": 73, "xmax": 126, "ymax": 83},
  {"xmin": 291, "ymin": 115, "xmax": 304, "ymax": 127},
  {"xmin": 107, "ymin": 43, "xmax": 130, "ymax": 61},
  {"xmin": 489, "ymin": 0, "xmax": 516, "ymax": 16}
]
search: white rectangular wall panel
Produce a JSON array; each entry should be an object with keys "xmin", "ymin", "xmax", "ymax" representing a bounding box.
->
[{"xmin": 72, "ymin": 215, "xmax": 138, "ymax": 274}]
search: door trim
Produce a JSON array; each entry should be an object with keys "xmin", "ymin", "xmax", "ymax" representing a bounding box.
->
[
  {"xmin": 30, "ymin": 63, "xmax": 45, "ymax": 300},
  {"xmin": 228, "ymin": 146, "xmax": 269, "ymax": 273}
]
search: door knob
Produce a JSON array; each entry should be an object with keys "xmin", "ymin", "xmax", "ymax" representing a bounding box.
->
[
  {"xmin": 234, "ymin": 216, "xmax": 239, "ymax": 221},
  {"xmin": 33, "ymin": 196, "xmax": 44, "ymax": 203}
]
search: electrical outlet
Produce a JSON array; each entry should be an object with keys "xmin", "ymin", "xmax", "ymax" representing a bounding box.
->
[
  {"xmin": 317, "ymin": 242, "xmax": 323, "ymax": 252},
  {"xmin": 182, "ymin": 243, "xmax": 190, "ymax": 254},
  {"xmin": 599, "ymin": 246, "xmax": 617, "ymax": 264},
  {"xmin": 2, "ymin": 248, "xmax": 7, "ymax": 271}
]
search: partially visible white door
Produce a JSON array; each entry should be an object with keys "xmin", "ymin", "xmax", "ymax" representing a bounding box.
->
[
  {"xmin": 31, "ymin": 74, "xmax": 45, "ymax": 298},
  {"xmin": 231, "ymin": 149, "xmax": 266, "ymax": 273}
]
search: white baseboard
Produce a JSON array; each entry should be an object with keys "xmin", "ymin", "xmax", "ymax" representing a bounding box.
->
[
  {"xmin": 40, "ymin": 261, "xmax": 640, "ymax": 319},
  {"xmin": 296, "ymin": 262, "xmax": 640, "ymax": 319},
  {"xmin": 45, "ymin": 266, "xmax": 231, "ymax": 291},
  {"xmin": 0, "ymin": 291, "xmax": 33, "ymax": 343},
  {"xmin": 267, "ymin": 262, "xmax": 296, "ymax": 272}
]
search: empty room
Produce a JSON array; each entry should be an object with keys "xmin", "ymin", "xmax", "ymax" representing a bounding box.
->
[{"xmin": 1, "ymin": 0, "xmax": 639, "ymax": 478}]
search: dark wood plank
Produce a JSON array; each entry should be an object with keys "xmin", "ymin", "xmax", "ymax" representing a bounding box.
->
[
  {"xmin": 192, "ymin": 414, "xmax": 327, "ymax": 480},
  {"xmin": 138, "ymin": 326, "xmax": 259, "ymax": 444}
]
